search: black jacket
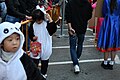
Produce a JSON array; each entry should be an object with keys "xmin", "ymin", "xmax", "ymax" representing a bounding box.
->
[
  {"xmin": 29, "ymin": 21, "xmax": 57, "ymax": 41},
  {"xmin": 65, "ymin": 0, "xmax": 93, "ymax": 34},
  {"xmin": 19, "ymin": 0, "xmax": 38, "ymax": 16},
  {"xmin": 5, "ymin": 0, "xmax": 26, "ymax": 19},
  {"xmin": 20, "ymin": 53, "xmax": 46, "ymax": 80},
  {"xmin": 5, "ymin": 0, "xmax": 37, "ymax": 19}
]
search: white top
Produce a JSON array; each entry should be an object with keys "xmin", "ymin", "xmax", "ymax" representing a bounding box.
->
[{"xmin": 30, "ymin": 21, "xmax": 52, "ymax": 60}]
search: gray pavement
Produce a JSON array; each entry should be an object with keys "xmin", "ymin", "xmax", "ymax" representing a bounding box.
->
[{"xmin": 42, "ymin": 27, "xmax": 120, "ymax": 80}]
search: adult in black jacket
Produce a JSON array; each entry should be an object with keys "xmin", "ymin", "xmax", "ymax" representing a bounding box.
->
[
  {"xmin": 65, "ymin": 0, "xmax": 93, "ymax": 74},
  {"xmin": 19, "ymin": 0, "xmax": 38, "ymax": 16},
  {"xmin": 5, "ymin": 0, "xmax": 37, "ymax": 23}
]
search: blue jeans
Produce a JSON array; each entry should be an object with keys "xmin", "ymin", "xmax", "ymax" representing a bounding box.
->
[
  {"xmin": 0, "ymin": 2, "xmax": 7, "ymax": 21},
  {"xmin": 5, "ymin": 15, "xmax": 20, "ymax": 23},
  {"xmin": 69, "ymin": 34, "xmax": 85, "ymax": 66}
]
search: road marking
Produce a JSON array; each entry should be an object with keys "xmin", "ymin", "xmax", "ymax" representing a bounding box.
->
[
  {"xmin": 52, "ymin": 45, "xmax": 95, "ymax": 49},
  {"xmin": 39, "ymin": 58, "xmax": 104, "ymax": 66},
  {"xmin": 39, "ymin": 56, "xmax": 120, "ymax": 67}
]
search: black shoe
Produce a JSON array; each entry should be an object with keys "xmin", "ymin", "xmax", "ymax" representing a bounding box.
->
[
  {"xmin": 101, "ymin": 62, "xmax": 108, "ymax": 69},
  {"xmin": 108, "ymin": 64, "xmax": 113, "ymax": 70}
]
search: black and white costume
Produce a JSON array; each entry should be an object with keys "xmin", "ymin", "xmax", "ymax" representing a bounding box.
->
[
  {"xmin": 29, "ymin": 21, "xmax": 57, "ymax": 60},
  {"xmin": 0, "ymin": 22, "xmax": 45, "ymax": 80}
]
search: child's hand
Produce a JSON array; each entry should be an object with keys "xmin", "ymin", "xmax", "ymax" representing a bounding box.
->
[
  {"xmin": 33, "ymin": 36, "xmax": 38, "ymax": 41},
  {"xmin": 46, "ymin": 13, "xmax": 53, "ymax": 22}
]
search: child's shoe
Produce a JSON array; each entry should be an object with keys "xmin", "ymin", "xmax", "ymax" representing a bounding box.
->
[
  {"xmin": 101, "ymin": 61, "xmax": 108, "ymax": 69},
  {"xmin": 108, "ymin": 64, "xmax": 113, "ymax": 70}
]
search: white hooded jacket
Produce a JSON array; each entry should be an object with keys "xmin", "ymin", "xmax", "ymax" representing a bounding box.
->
[{"xmin": 0, "ymin": 22, "xmax": 27, "ymax": 80}]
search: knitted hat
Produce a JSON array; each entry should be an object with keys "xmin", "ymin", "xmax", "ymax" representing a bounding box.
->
[{"xmin": 0, "ymin": 22, "xmax": 24, "ymax": 47}]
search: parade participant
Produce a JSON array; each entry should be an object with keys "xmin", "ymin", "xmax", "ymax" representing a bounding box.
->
[
  {"xmin": 97, "ymin": 0, "xmax": 120, "ymax": 70},
  {"xmin": 29, "ymin": 6, "xmax": 57, "ymax": 78},
  {"xmin": 0, "ymin": 22, "xmax": 46, "ymax": 80}
]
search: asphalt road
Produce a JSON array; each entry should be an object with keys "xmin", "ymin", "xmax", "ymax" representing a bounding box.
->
[{"xmin": 40, "ymin": 27, "xmax": 120, "ymax": 80}]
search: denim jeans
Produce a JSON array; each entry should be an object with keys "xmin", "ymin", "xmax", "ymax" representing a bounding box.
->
[
  {"xmin": 5, "ymin": 15, "xmax": 20, "ymax": 23},
  {"xmin": 69, "ymin": 34, "xmax": 85, "ymax": 66},
  {"xmin": 0, "ymin": 2, "xmax": 7, "ymax": 21}
]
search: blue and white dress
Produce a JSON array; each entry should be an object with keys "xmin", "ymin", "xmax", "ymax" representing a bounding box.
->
[{"xmin": 97, "ymin": 0, "xmax": 120, "ymax": 52}]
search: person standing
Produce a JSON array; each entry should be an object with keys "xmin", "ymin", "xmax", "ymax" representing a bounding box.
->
[
  {"xmin": 65, "ymin": 0, "xmax": 92, "ymax": 73},
  {"xmin": 97, "ymin": 0, "xmax": 120, "ymax": 70},
  {"xmin": 29, "ymin": 6, "xmax": 57, "ymax": 79}
]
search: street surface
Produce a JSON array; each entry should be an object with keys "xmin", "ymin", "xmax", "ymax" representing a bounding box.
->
[{"xmin": 40, "ymin": 27, "xmax": 120, "ymax": 80}]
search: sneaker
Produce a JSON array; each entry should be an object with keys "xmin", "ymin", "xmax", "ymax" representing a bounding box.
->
[
  {"xmin": 101, "ymin": 61, "xmax": 108, "ymax": 69},
  {"xmin": 42, "ymin": 74, "xmax": 47, "ymax": 79},
  {"xmin": 74, "ymin": 65, "xmax": 80, "ymax": 74}
]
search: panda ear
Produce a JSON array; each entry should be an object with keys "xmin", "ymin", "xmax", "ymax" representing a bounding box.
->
[{"xmin": 15, "ymin": 22, "xmax": 21, "ymax": 29}]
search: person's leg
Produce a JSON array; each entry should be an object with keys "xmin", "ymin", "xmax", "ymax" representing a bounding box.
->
[
  {"xmin": 108, "ymin": 51, "xmax": 116, "ymax": 70},
  {"xmin": 41, "ymin": 59, "xmax": 49, "ymax": 75},
  {"xmin": 69, "ymin": 35, "xmax": 79, "ymax": 66},
  {"xmin": 104, "ymin": 52, "xmax": 109, "ymax": 61},
  {"xmin": 77, "ymin": 34, "xmax": 85, "ymax": 59},
  {"xmin": 111, "ymin": 51, "xmax": 116, "ymax": 61},
  {"xmin": 101, "ymin": 52, "xmax": 109, "ymax": 69},
  {"xmin": 32, "ymin": 58, "xmax": 40, "ymax": 67}
]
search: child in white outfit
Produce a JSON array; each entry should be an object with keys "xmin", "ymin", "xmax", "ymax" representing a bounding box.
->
[
  {"xmin": 0, "ymin": 22, "xmax": 46, "ymax": 80},
  {"xmin": 29, "ymin": 6, "xmax": 57, "ymax": 78}
]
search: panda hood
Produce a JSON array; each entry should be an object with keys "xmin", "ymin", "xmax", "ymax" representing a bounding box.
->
[{"xmin": 0, "ymin": 22, "xmax": 25, "ymax": 62}]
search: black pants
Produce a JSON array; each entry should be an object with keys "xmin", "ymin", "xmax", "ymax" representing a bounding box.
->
[{"xmin": 32, "ymin": 58, "xmax": 49, "ymax": 75}]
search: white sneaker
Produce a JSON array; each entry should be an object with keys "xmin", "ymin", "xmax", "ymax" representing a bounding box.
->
[
  {"xmin": 74, "ymin": 65, "xmax": 80, "ymax": 73},
  {"xmin": 42, "ymin": 74, "xmax": 47, "ymax": 79}
]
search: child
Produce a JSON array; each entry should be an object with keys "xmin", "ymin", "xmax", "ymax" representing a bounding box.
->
[
  {"xmin": 0, "ymin": 22, "xmax": 46, "ymax": 80},
  {"xmin": 29, "ymin": 6, "xmax": 57, "ymax": 78},
  {"xmin": 97, "ymin": 0, "xmax": 120, "ymax": 70}
]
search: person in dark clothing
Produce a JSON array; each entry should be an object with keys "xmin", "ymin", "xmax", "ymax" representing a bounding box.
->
[
  {"xmin": 65, "ymin": 0, "xmax": 93, "ymax": 74},
  {"xmin": 19, "ymin": 0, "xmax": 38, "ymax": 16},
  {"xmin": 5, "ymin": 0, "xmax": 37, "ymax": 23}
]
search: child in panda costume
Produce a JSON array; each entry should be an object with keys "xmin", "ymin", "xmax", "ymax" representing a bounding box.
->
[
  {"xmin": 29, "ymin": 6, "xmax": 57, "ymax": 78},
  {"xmin": 0, "ymin": 22, "xmax": 46, "ymax": 80}
]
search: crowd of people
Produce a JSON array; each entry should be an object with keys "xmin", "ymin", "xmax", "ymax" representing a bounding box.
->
[{"xmin": 0, "ymin": 0, "xmax": 120, "ymax": 80}]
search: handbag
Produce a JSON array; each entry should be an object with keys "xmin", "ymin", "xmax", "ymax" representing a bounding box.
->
[{"xmin": 30, "ymin": 41, "xmax": 41, "ymax": 57}]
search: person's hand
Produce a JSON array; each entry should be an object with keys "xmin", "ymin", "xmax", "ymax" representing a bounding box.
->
[
  {"xmin": 45, "ymin": 13, "xmax": 53, "ymax": 22},
  {"xmin": 25, "ymin": 15, "xmax": 32, "ymax": 20},
  {"xmin": 33, "ymin": 36, "xmax": 38, "ymax": 41},
  {"xmin": 68, "ymin": 28, "xmax": 75, "ymax": 35}
]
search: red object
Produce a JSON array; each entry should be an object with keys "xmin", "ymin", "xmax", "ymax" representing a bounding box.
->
[
  {"xmin": 30, "ymin": 42, "xmax": 41, "ymax": 57},
  {"xmin": 96, "ymin": 18, "xmax": 104, "ymax": 39},
  {"xmin": 88, "ymin": 0, "xmax": 93, "ymax": 4}
]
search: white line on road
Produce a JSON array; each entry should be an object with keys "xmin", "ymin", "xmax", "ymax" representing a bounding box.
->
[
  {"xmin": 39, "ymin": 57, "xmax": 120, "ymax": 67},
  {"xmin": 52, "ymin": 44, "xmax": 95, "ymax": 49},
  {"xmin": 39, "ymin": 58, "xmax": 104, "ymax": 66}
]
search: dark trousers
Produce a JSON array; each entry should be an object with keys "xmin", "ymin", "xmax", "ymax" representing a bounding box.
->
[{"xmin": 32, "ymin": 58, "xmax": 49, "ymax": 75}]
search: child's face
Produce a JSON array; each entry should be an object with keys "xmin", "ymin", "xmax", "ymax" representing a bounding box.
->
[
  {"xmin": 2, "ymin": 33, "xmax": 20, "ymax": 52},
  {"xmin": 36, "ymin": 19, "xmax": 43, "ymax": 24}
]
